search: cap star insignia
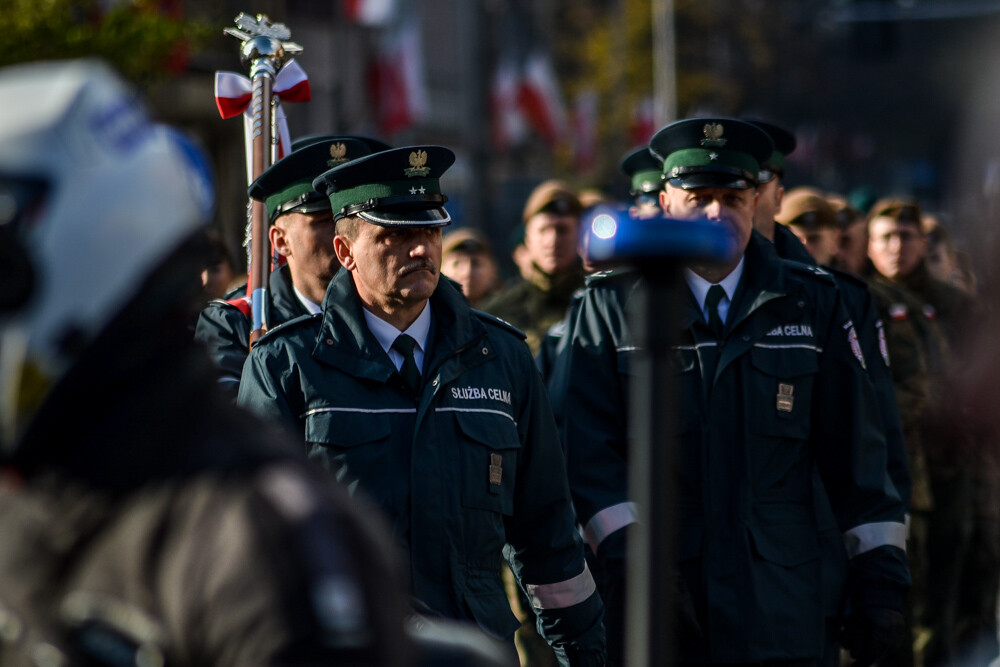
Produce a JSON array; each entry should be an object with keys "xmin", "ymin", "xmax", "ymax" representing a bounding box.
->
[
  {"xmin": 409, "ymin": 187, "xmax": 418, "ymax": 194},
  {"xmin": 708, "ymin": 152, "xmax": 719, "ymax": 160},
  {"xmin": 418, "ymin": 186, "xmax": 426, "ymax": 194}
]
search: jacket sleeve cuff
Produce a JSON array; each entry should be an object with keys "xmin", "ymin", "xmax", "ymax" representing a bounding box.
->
[
  {"xmin": 535, "ymin": 589, "xmax": 606, "ymax": 660},
  {"xmin": 848, "ymin": 545, "xmax": 910, "ymax": 612}
]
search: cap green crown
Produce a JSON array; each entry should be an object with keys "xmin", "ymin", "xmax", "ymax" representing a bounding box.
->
[
  {"xmin": 649, "ymin": 118, "xmax": 773, "ymax": 190},
  {"xmin": 313, "ymin": 146, "xmax": 455, "ymax": 223},
  {"xmin": 249, "ymin": 137, "xmax": 384, "ymax": 221},
  {"xmin": 619, "ymin": 147, "xmax": 664, "ymax": 194}
]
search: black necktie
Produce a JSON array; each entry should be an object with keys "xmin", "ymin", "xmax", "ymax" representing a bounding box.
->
[
  {"xmin": 392, "ymin": 334, "xmax": 421, "ymax": 395},
  {"xmin": 705, "ymin": 284, "xmax": 726, "ymax": 339}
]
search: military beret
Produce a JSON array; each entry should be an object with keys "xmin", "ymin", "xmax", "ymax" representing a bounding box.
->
[
  {"xmin": 649, "ymin": 117, "xmax": 773, "ymax": 190},
  {"xmin": 867, "ymin": 197, "xmax": 923, "ymax": 226},
  {"xmin": 775, "ymin": 188, "xmax": 837, "ymax": 230},
  {"xmin": 744, "ymin": 119, "xmax": 796, "ymax": 180},
  {"xmin": 826, "ymin": 194, "xmax": 862, "ymax": 230},
  {"xmin": 249, "ymin": 136, "xmax": 385, "ymax": 221},
  {"xmin": 522, "ymin": 180, "xmax": 582, "ymax": 223},
  {"xmin": 442, "ymin": 227, "xmax": 492, "ymax": 257},
  {"xmin": 312, "ymin": 145, "xmax": 454, "ymax": 227},
  {"xmin": 619, "ymin": 147, "xmax": 664, "ymax": 195}
]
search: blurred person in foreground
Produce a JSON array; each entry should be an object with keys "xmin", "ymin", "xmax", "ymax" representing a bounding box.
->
[
  {"xmin": 481, "ymin": 180, "xmax": 586, "ymax": 354},
  {"xmin": 0, "ymin": 59, "xmax": 410, "ymax": 666},
  {"xmin": 238, "ymin": 146, "xmax": 606, "ymax": 667},
  {"xmin": 440, "ymin": 228, "xmax": 499, "ymax": 308},
  {"xmin": 195, "ymin": 135, "xmax": 388, "ymax": 400},
  {"xmin": 867, "ymin": 198, "xmax": 998, "ymax": 667},
  {"xmin": 551, "ymin": 118, "xmax": 909, "ymax": 666}
]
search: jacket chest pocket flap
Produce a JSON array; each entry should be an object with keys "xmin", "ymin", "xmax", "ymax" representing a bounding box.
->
[
  {"xmin": 305, "ymin": 410, "xmax": 394, "ymax": 447},
  {"xmin": 455, "ymin": 411, "xmax": 521, "ymax": 516},
  {"xmin": 749, "ymin": 347, "xmax": 818, "ymax": 439}
]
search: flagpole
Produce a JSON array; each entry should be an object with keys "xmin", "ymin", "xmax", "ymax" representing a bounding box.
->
[
  {"xmin": 651, "ymin": 0, "xmax": 677, "ymax": 127},
  {"xmin": 221, "ymin": 13, "xmax": 303, "ymax": 347}
]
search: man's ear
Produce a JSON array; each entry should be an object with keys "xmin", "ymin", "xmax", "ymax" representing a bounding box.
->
[
  {"xmin": 269, "ymin": 223, "xmax": 290, "ymax": 258},
  {"xmin": 333, "ymin": 235, "xmax": 355, "ymax": 271},
  {"xmin": 659, "ymin": 189, "xmax": 670, "ymax": 214}
]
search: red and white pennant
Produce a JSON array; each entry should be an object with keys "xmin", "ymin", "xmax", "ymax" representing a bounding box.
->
[{"xmin": 214, "ymin": 58, "xmax": 312, "ymax": 119}]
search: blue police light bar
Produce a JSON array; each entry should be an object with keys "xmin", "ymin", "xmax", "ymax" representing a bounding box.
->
[{"xmin": 584, "ymin": 203, "xmax": 740, "ymax": 266}]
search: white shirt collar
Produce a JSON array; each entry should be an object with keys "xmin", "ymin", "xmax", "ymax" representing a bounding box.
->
[
  {"xmin": 292, "ymin": 285, "xmax": 323, "ymax": 315},
  {"xmin": 684, "ymin": 256, "xmax": 745, "ymax": 323},
  {"xmin": 362, "ymin": 301, "xmax": 432, "ymax": 372}
]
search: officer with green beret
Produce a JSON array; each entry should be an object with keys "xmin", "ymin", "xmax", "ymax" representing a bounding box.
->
[
  {"xmin": 194, "ymin": 135, "xmax": 389, "ymax": 399},
  {"xmin": 236, "ymin": 146, "xmax": 607, "ymax": 666},
  {"xmin": 551, "ymin": 118, "xmax": 909, "ymax": 666}
]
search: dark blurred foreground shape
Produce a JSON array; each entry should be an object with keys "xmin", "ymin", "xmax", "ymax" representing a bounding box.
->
[{"xmin": 0, "ymin": 58, "xmax": 511, "ymax": 667}]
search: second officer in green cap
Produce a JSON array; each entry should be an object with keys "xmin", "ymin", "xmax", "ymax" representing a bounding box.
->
[
  {"xmin": 237, "ymin": 145, "xmax": 606, "ymax": 666},
  {"xmin": 194, "ymin": 135, "xmax": 389, "ymax": 399},
  {"xmin": 552, "ymin": 118, "xmax": 909, "ymax": 666}
]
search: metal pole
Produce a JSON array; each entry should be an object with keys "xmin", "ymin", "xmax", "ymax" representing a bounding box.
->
[
  {"xmin": 626, "ymin": 271, "xmax": 680, "ymax": 667},
  {"xmin": 223, "ymin": 13, "xmax": 303, "ymax": 347},
  {"xmin": 651, "ymin": 0, "xmax": 677, "ymax": 127}
]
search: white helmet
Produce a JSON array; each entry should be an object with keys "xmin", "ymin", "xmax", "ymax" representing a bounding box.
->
[{"xmin": 0, "ymin": 59, "xmax": 215, "ymax": 448}]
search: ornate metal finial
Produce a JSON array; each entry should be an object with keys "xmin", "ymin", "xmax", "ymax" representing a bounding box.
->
[{"xmin": 224, "ymin": 13, "xmax": 303, "ymax": 66}]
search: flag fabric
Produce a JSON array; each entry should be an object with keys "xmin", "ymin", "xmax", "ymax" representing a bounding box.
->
[
  {"xmin": 490, "ymin": 55, "xmax": 527, "ymax": 150},
  {"xmin": 342, "ymin": 0, "xmax": 397, "ymax": 27},
  {"xmin": 239, "ymin": 106, "xmax": 293, "ymax": 185},
  {"xmin": 628, "ymin": 96, "xmax": 656, "ymax": 147},
  {"xmin": 368, "ymin": 19, "xmax": 429, "ymax": 136},
  {"xmin": 516, "ymin": 52, "xmax": 567, "ymax": 146}
]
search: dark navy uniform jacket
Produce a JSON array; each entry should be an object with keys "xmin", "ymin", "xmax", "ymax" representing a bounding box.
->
[
  {"xmin": 194, "ymin": 264, "xmax": 310, "ymax": 400},
  {"xmin": 551, "ymin": 232, "xmax": 908, "ymax": 663},
  {"xmin": 237, "ymin": 270, "xmax": 605, "ymax": 665}
]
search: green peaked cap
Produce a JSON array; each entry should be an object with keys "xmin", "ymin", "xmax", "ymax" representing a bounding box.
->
[
  {"xmin": 649, "ymin": 117, "xmax": 773, "ymax": 190},
  {"xmin": 249, "ymin": 136, "xmax": 388, "ymax": 221},
  {"xmin": 744, "ymin": 119, "xmax": 796, "ymax": 173},
  {"xmin": 313, "ymin": 146, "xmax": 455, "ymax": 227},
  {"xmin": 619, "ymin": 146, "xmax": 664, "ymax": 194}
]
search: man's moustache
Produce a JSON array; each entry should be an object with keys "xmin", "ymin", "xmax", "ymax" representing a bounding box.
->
[{"xmin": 401, "ymin": 261, "xmax": 436, "ymax": 275}]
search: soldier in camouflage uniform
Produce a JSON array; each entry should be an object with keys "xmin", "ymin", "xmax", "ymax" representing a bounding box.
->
[
  {"xmin": 866, "ymin": 198, "xmax": 997, "ymax": 666},
  {"xmin": 481, "ymin": 181, "xmax": 586, "ymax": 354}
]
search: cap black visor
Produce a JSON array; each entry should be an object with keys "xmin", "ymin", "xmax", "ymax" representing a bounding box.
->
[
  {"xmin": 668, "ymin": 173, "xmax": 756, "ymax": 190},
  {"xmin": 358, "ymin": 206, "xmax": 452, "ymax": 228}
]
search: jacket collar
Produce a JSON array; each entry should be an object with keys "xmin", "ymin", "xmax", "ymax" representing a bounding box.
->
[
  {"xmin": 678, "ymin": 231, "xmax": 790, "ymax": 334},
  {"xmin": 313, "ymin": 271, "xmax": 484, "ymax": 380}
]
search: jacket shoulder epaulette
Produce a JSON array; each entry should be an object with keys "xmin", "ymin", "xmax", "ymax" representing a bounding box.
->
[
  {"xmin": 253, "ymin": 312, "xmax": 322, "ymax": 346},
  {"xmin": 584, "ymin": 266, "xmax": 638, "ymax": 287},
  {"xmin": 824, "ymin": 265, "xmax": 869, "ymax": 290},
  {"xmin": 471, "ymin": 309, "xmax": 527, "ymax": 340},
  {"xmin": 784, "ymin": 259, "xmax": 836, "ymax": 284}
]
